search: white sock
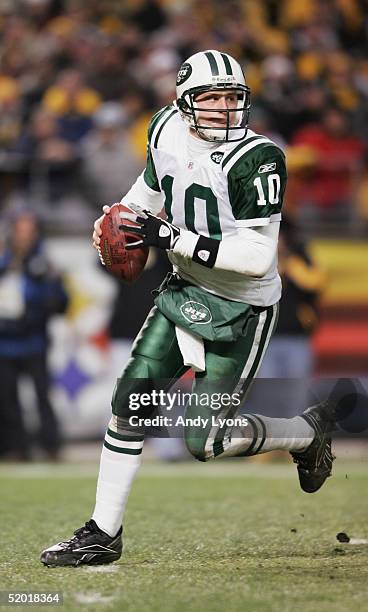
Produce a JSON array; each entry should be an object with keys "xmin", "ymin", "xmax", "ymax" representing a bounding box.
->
[
  {"xmin": 223, "ymin": 414, "xmax": 315, "ymax": 457},
  {"xmin": 252, "ymin": 415, "xmax": 315, "ymax": 453},
  {"xmin": 92, "ymin": 429, "xmax": 143, "ymax": 537}
]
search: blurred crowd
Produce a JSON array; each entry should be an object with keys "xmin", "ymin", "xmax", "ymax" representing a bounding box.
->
[
  {"xmin": 0, "ymin": 209, "xmax": 68, "ymax": 460},
  {"xmin": 0, "ymin": 0, "xmax": 366, "ymax": 233}
]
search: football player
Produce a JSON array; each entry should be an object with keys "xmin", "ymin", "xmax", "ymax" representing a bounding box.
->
[{"xmin": 41, "ymin": 50, "xmax": 336, "ymax": 567}]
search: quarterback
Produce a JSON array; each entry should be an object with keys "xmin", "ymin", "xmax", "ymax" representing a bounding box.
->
[{"xmin": 41, "ymin": 50, "xmax": 336, "ymax": 567}]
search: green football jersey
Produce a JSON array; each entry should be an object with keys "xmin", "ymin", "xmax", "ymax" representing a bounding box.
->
[{"xmin": 126, "ymin": 105, "xmax": 287, "ymax": 306}]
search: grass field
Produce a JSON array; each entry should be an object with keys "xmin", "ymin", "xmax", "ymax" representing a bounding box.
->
[{"xmin": 0, "ymin": 457, "xmax": 367, "ymax": 612}]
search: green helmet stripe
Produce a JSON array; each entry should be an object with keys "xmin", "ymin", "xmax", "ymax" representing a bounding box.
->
[
  {"xmin": 205, "ymin": 51, "xmax": 219, "ymax": 76},
  {"xmin": 221, "ymin": 53, "xmax": 233, "ymax": 75}
]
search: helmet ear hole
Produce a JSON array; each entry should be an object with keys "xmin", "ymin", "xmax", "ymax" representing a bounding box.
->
[{"xmin": 177, "ymin": 98, "xmax": 189, "ymax": 112}]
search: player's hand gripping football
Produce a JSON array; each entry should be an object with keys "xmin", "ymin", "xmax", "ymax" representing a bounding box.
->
[
  {"xmin": 119, "ymin": 210, "xmax": 181, "ymax": 251},
  {"xmin": 92, "ymin": 205, "xmax": 111, "ymax": 250}
]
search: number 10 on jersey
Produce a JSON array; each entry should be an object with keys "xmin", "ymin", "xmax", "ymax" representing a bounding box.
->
[{"xmin": 253, "ymin": 174, "xmax": 280, "ymax": 206}]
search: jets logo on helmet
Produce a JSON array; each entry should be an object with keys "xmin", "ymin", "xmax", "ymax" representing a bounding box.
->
[
  {"xmin": 176, "ymin": 63, "xmax": 192, "ymax": 86},
  {"xmin": 175, "ymin": 50, "xmax": 251, "ymax": 143}
]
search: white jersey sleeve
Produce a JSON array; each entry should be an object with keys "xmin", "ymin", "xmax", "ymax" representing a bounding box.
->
[
  {"xmin": 174, "ymin": 222, "xmax": 279, "ymax": 277},
  {"xmin": 215, "ymin": 223, "xmax": 279, "ymax": 276},
  {"xmin": 120, "ymin": 171, "xmax": 164, "ymax": 214}
]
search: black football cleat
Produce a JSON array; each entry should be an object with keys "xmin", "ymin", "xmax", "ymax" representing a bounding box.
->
[
  {"xmin": 40, "ymin": 519, "xmax": 122, "ymax": 567},
  {"xmin": 291, "ymin": 401, "xmax": 336, "ymax": 493}
]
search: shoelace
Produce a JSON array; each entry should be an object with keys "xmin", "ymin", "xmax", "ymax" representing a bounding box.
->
[
  {"xmin": 73, "ymin": 520, "xmax": 100, "ymax": 538},
  {"xmin": 97, "ymin": 246, "xmax": 105, "ymax": 266},
  {"xmin": 292, "ymin": 443, "xmax": 334, "ymax": 470},
  {"xmin": 52, "ymin": 521, "xmax": 101, "ymax": 550}
]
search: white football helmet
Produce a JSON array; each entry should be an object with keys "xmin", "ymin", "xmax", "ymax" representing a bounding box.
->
[{"xmin": 175, "ymin": 50, "xmax": 251, "ymax": 142}]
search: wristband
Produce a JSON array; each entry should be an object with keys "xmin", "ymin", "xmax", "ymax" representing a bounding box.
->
[{"xmin": 192, "ymin": 235, "xmax": 220, "ymax": 268}]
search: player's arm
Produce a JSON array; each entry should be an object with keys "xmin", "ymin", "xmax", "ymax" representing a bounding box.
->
[
  {"xmin": 120, "ymin": 169, "xmax": 163, "ymax": 214},
  {"xmin": 119, "ymin": 210, "xmax": 278, "ymax": 277},
  {"xmin": 120, "ymin": 144, "xmax": 286, "ymax": 277},
  {"xmin": 93, "ymin": 110, "xmax": 166, "ymax": 248},
  {"xmin": 173, "ymin": 222, "xmax": 279, "ymax": 277}
]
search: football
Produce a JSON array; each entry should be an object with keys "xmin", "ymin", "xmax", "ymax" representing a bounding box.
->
[{"xmin": 99, "ymin": 203, "xmax": 149, "ymax": 283}]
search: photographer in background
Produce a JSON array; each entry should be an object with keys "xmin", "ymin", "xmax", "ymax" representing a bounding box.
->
[{"xmin": 0, "ymin": 210, "xmax": 69, "ymax": 461}]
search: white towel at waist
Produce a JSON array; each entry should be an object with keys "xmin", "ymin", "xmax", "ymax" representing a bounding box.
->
[{"xmin": 175, "ymin": 325, "xmax": 206, "ymax": 372}]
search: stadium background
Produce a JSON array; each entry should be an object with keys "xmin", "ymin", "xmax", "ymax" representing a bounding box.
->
[{"xmin": 0, "ymin": 0, "xmax": 367, "ymax": 443}]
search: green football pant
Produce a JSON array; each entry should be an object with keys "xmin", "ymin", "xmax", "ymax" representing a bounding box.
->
[{"xmin": 110, "ymin": 304, "xmax": 278, "ymax": 461}]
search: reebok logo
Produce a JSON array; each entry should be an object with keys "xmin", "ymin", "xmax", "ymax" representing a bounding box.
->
[
  {"xmin": 180, "ymin": 301, "xmax": 212, "ymax": 324},
  {"xmin": 258, "ymin": 162, "xmax": 276, "ymax": 173}
]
